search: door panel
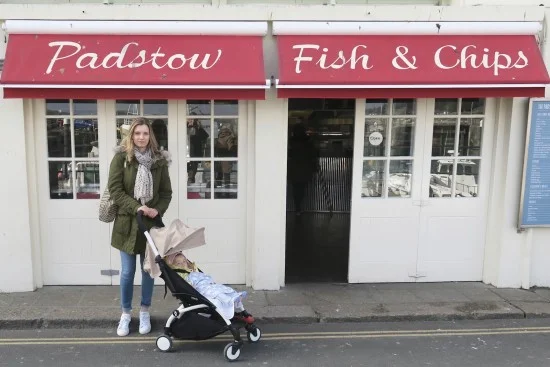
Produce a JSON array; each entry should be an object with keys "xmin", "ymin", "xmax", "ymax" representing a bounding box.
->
[{"xmin": 179, "ymin": 100, "xmax": 248, "ymax": 284}]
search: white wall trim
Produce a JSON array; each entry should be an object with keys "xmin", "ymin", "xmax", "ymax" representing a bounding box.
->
[
  {"xmin": 273, "ymin": 21, "xmax": 543, "ymax": 36},
  {"xmin": 4, "ymin": 82, "xmax": 272, "ymax": 89},
  {"xmin": 3, "ymin": 20, "xmax": 268, "ymax": 36}
]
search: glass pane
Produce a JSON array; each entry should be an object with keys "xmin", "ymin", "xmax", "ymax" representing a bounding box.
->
[
  {"xmin": 144, "ymin": 100, "xmax": 168, "ymax": 116},
  {"xmin": 75, "ymin": 161, "xmax": 100, "ymax": 199},
  {"xmin": 365, "ymin": 99, "xmax": 388, "ymax": 115},
  {"xmin": 461, "ymin": 98, "xmax": 485, "ymax": 115},
  {"xmin": 73, "ymin": 100, "xmax": 97, "ymax": 115},
  {"xmin": 214, "ymin": 100, "xmax": 238, "ymax": 116},
  {"xmin": 74, "ymin": 118, "xmax": 99, "ymax": 158},
  {"xmin": 46, "ymin": 99, "xmax": 70, "ymax": 115},
  {"xmin": 47, "ymin": 118, "xmax": 72, "ymax": 158},
  {"xmin": 214, "ymin": 161, "xmax": 238, "ymax": 199},
  {"xmin": 434, "ymin": 98, "xmax": 458, "ymax": 115},
  {"xmin": 429, "ymin": 159, "xmax": 453, "ymax": 198},
  {"xmin": 459, "ymin": 118, "xmax": 483, "ymax": 156},
  {"xmin": 364, "ymin": 118, "xmax": 388, "ymax": 157},
  {"xmin": 49, "ymin": 161, "xmax": 73, "ymax": 199},
  {"xmin": 392, "ymin": 99, "xmax": 416, "ymax": 115},
  {"xmin": 362, "ymin": 160, "xmax": 385, "ymax": 198},
  {"xmin": 116, "ymin": 100, "xmax": 140, "ymax": 116},
  {"xmin": 455, "ymin": 159, "xmax": 480, "ymax": 198},
  {"xmin": 391, "ymin": 118, "xmax": 415, "ymax": 156},
  {"xmin": 432, "ymin": 118, "xmax": 457, "ymax": 157},
  {"xmin": 116, "ymin": 118, "xmax": 133, "ymax": 145},
  {"xmin": 187, "ymin": 160, "xmax": 211, "ymax": 199},
  {"xmin": 187, "ymin": 100, "xmax": 211, "ymax": 116},
  {"xmin": 389, "ymin": 160, "xmax": 413, "ymax": 198},
  {"xmin": 214, "ymin": 119, "xmax": 238, "ymax": 158},
  {"xmin": 187, "ymin": 119, "xmax": 211, "ymax": 158},
  {"xmin": 151, "ymin": 118, "xmax": 169, "ymax": 151}
]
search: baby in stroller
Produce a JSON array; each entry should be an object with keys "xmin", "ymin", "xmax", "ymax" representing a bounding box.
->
[{"xmin": 164, "ymin": 251, "xmax": 255, "ymax": 324}]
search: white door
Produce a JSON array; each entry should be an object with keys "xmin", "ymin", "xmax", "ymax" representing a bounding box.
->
[
  {"xmin": 348, "ymin": 98, "xmax": 493, "ymax": 283},
  {"xmin": 178, "ymin": 100, "xmax": 248, "ymax": 284},
  {"xmin": 416, "ymin": 98, "xmax": 495, "ymax": 282},
  {"xmin": 349, "ymin": 98, "xmax": 428, "ymax": 283},
  {"xmin": 36, "ymin": 99, "xmax": 111, "ymax": 285}
]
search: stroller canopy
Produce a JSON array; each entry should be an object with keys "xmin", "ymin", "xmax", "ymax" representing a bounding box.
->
[{"xmin": 144, "ymin": 219, "xmax": 206, "ymax": 279}]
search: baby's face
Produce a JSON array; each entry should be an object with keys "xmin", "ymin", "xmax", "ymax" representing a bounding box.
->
[{"xmin": 174, "ymin": 253, "xmax": 190, "ymax": 267}]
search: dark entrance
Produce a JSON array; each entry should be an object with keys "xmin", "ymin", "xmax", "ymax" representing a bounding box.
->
[{"xmin": 285, "ymin": 99, "xmax": 355, "ymax": 283}]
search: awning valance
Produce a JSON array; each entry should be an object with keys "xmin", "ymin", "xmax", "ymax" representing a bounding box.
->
[
  {"xmin": 1, "ymin": 21, "xmax": 269, "ymax": 100},
  {"xmin": 276, "ymin": 34, "xmax": 550, "ymax": 98}
]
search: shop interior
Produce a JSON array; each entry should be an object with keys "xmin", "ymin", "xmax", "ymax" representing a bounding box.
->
[{"xmin": 285, "ymin": 98, "xmax": 355, "ymax": 283}]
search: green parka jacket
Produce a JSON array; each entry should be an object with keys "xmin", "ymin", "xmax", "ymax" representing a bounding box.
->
[{"xmin": 107, "ymin": 147, "xmax": 173, "ymax": 255}]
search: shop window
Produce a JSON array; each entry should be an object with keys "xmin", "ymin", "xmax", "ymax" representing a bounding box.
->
[
  {"xmin": 429, "ymin": 98, "xmax": 485, "ymax": 198},
  {"xmin": 362, "ymin": 99, "xmax": 416, "ymax": 198},
  {"xmin": 115, "ymin": 100, "xmax": 169, "ymax": 150},
  {"xmin": 46, "ymin": 99, "xmax": 99, "ymax": 199},
  {"xmin": 186, "ymin": 100, "xmax": 239, "ymax": 199}
]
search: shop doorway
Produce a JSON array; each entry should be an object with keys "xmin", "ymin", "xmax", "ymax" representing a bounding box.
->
[{"xmin": 285, "ymin": 99, "xmax": 355, "ymax": 283}]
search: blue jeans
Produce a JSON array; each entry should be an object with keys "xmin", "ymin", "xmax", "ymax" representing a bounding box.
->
[{"xmin": 120, "ymin": 251, "xmax": 154, "ymax": 313}]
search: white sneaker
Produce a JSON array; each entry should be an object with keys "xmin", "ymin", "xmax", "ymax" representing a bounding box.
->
[
  {"xmin": 117, "ymin": 314, "xmax": 131, "ymax": 337},
  {"xmin": 139, "ymin": 311, "xmax": 151, "ymax": 335}
]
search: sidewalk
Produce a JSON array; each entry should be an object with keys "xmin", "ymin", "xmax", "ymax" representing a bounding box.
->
[{"xmin": 2, "ymin": 282, "xmax": 550, "ymax": 329}]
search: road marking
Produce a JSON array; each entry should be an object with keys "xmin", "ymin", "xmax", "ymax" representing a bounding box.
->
[{"xmin": 1, "ymin": 326, "xmax": 550, "ymax": 346}]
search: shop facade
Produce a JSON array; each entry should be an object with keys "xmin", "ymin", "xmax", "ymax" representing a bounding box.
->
[{"xmin": 1, "ymin": 1, "xmax": 550, "ymax": 293}]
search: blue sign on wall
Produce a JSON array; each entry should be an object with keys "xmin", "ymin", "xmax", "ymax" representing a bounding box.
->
[{"xmin": 520, "ymin": 99, "xmax": 550, "ymax": 228}]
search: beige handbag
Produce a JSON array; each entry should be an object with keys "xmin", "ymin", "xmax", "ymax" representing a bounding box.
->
[{"xmin": 98, "ymin": 187, "xmax": 118, "ymax": 223}]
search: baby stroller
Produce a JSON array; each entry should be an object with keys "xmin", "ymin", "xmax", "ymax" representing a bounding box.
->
[{"xmin": 137, "ymin": 211, "xmax": 262, "ymax": 362}]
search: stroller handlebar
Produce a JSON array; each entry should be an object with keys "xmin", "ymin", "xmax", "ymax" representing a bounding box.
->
[{"xmin": 137, "ymin": 210, "xmax": 164, "ymax": 263}]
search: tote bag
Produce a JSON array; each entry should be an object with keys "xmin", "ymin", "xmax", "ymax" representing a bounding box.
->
[{"xmin": 98, "ymin": 187, "xmax": 118, "ymax": 223}]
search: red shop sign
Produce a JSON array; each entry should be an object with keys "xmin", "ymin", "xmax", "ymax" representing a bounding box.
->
[
  {"xmin": 277, "ymin": 35, "xmax": 550, "ymax": 87},
  {"xmin": 1, "ymin": 34, "xmax": 266, "ymax": 86}
]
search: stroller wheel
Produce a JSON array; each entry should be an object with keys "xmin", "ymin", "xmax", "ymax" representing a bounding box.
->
[
  {"xmin": 156, "ymin": 335, "xmax": 173, "ymax": 352},
  {"xmin": 246, "ymin": 327, "xmax": 262, "ymax": 343},
  {"xmin": 223, "ymin": 343, "xmax": 241, "ymax": 362}
]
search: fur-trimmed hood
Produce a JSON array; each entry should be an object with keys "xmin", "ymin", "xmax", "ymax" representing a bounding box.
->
[{"xmin": 113, "ymin": 145, "xmax": 172, "ymax": 167}]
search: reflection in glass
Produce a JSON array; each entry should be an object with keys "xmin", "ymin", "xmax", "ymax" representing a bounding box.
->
[
  {"xmin": 47, "ymin": 118, "xmax": 72, "ymax": 158},
  {"xmin": 461, "ymin": 98, "xmax": 485, "ymax": 115},
  {"xmin": 391, "ymin": 118, "xmax": 415, "ymax": 156},
  {"xmin": 46, "ymin": 99, "xmax": 70, "ymax": 115},
  {"xmin": 187, "ymin": 119, "xmax": 211, "ymax": 158},
  {"xmin": 434, "ymin": 98, "xmax": 458, "ymax": 115},
  {"xmin": 144, "ymin": 100, "xmax": 168, "ymax": 116},
  {"xmin": 187, "ymin": 100, "xmax": 211, "ymax": 116},
  {"xmin": 364, "ymin": 118, "xmax": 387, "ymax": 157},
  {"xmin": 459, "ymin": 118, "xmax": 483, "ymax": 156},
  {"xmin": 75, "ymin": 161, "xmax": 100, "ymax": 199},
  {"xmin": 115, "ymin": 100, "xmax": 140, "ymax": 116},
  {"xmin": 49, "ymin": 161, "xmax": 73, "ymax": 199},
  {"xmin": 365, "ymin": 99, "xmax": 388, "ymax": 115},
  {"xmin": 214, "ymin": 161, "xmax": 238, "ymax": 199},
  {"xmin": 214, "ymin": 100, "xmax": 238, "ymax": 116},
  {"xmin": 187, "ymin": 161, "xmax": 211, "ymax": 199},
  {"xmin": 455, "ymin": 159, "xmax": 480, "ymax": 198},
  {"xmin": 74, "ymin": 118, "xmax": 99, "ymax": 158},
  {"xmin": 429, "ymin": 159, "xmax": 453, "ymax": 198},
  {"xmin": 151, "ymin": 118, "xmax": 169, "ymax": 150},
  {"xmin": 432, "ymin": 118, "xmax": 457, "ymax": 156},
  {"xmin": 392, "ymin": 99, "xmax": 416, "ymax": 115},
  {"xmin": 362, "ymin": 160, "xmax": 385, "ymax": 198},
  {"xmin": 73, "ymin": 100, "xmax": 97, "ymax": 115},
  {"xmin": 389, "ymin": 160, "xmax": 412, "ymax": 198},
  {"xmin": 214, "ymin": 119, "xmax": 238, "ymax": 158}
]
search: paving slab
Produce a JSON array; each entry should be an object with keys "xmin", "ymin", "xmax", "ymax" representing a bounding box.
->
[
  {"xmin": 490, "ymin": 288, "xmax": 548, "ymax": 302},
  {"xmin": 510, "ymin": 302, "xmax": 550, "ymax": 318}
]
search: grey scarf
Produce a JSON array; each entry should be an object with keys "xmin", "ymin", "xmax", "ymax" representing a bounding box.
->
[{"xmin": 134, "ymin": 148, "xmax": 154, "ymax": 205}]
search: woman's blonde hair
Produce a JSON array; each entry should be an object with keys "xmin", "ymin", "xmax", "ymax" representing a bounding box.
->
[{"xmin": 121, "ymin": 117, "xmax": 160, "ymax": 162}]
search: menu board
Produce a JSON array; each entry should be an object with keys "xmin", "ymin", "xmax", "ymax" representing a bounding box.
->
[{"xmin": 519, "ymin": 99, "xmax": 550, "ymax": 228}]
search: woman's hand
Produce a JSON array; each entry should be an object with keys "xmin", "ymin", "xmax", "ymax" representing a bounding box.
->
[
  {"xmin": 137, "ymin": 206, "xmax": 158, "ymax": 218},
  {"xmin": 148, "ymin": 208, "xmax": 159, "ymax": 218}
]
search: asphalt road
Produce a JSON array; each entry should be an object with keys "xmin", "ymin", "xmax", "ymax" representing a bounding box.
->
[{"xmin": 2, "ymin": 319, "xmax": 550, "ymax": 366}]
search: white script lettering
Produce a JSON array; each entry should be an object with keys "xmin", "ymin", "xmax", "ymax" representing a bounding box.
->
[
  {"xmin": 292, "ymin": 44, "xmax": 373, "ymax": 74},
  {"xmin": 45, "ymin": 41, "xmax": 223, "ymax": 73}
]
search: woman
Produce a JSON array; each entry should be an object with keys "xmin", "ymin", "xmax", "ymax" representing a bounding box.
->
[{"xmin": 107, "ymin": 117, "xmax": 172, "ymax": 337}]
